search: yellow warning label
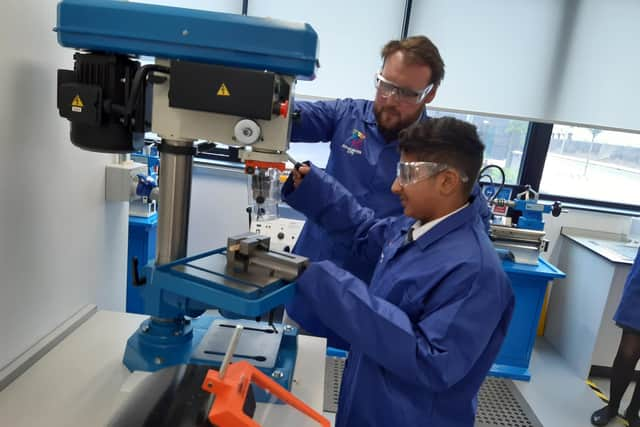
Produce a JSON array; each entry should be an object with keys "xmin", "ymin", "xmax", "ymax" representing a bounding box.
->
[
  {"xmin": 217, "ymin": 83, "xmax": 231, "ymax": 97},
  {"xmin": 71, "ymin": 95, "xmax": 84, "ymax": 108}
]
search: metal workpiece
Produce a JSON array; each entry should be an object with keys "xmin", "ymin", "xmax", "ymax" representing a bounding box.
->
[
  {"xmin": 227, "ymin": 233, "xmax": 272, "ymax": 257},
  {"xmin": 219, "ymin": 324, "xmax": 243, "ymax": 379},
  {"xmin": 490, "ymin": 225, "xmax": 549, "ymax": 265},
  {"xmin": 227, "ymin": 233, "xmax": 308, "ymax": 282},
  {"xmin": 249, "ymin": 250, "xmax": 308, "ymax": 282},
  {"xmin": 156, "ymin": 138, "xmax": 194, "ymax": 265},
  {"xmin": 491, "ymin": 198, "xmax": 517, "ymax": 209},
  {"xmin": 490, "ymin": 225, "xmax": 546, "ymax": 243}
]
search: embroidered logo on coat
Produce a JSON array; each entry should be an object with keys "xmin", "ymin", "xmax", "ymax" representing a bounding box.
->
[{"xmin": 341, "ymin": 129, "xmax": 366, "ymax": 155}]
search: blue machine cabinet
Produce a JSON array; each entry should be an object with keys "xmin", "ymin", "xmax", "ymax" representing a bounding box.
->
[
  {"xmin": 490, "ymin": 257, "xmax": 565, "ymax": 381},
  {"xmin": 126, "ymin": 214, "xmax": 158, "ymax": 314}
]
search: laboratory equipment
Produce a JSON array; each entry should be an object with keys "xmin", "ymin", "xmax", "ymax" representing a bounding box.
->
[
  {"xmin": 54, "ymin": 0, "xmax": 319, "ymax": 397},
  {"xmin": 490, "ymin": 186, "xmax": 562, "ymax": 265}
]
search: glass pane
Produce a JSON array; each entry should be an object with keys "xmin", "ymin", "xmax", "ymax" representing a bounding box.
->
[
  {"xmin": 428, "ymin": 111, "xmax": 529, "ymax": 185},
  {"xmin": 540, "ymin": 125, "xmax": 640, "ymax": 206}
]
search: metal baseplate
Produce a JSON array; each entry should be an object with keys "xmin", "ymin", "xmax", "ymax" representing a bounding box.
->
[{"xmin": 123, "ymin": 314, "xmax": 298, "ymax": 402}]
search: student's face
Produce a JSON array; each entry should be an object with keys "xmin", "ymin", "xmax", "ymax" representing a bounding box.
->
[
  {"xmin": 391, "ymin": 152, "xmax": 440, "ymax": 222},
  {"xmin": 391, "ymin": 152, "xmax": 466, "ymax": 223},
  {"xmin": 374, "ymin": 51, "xmax": 437, "ymax": 140}
]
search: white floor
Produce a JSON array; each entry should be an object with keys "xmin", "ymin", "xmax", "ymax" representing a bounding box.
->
[
  {"xmin": 515, "ymin": 338, "xmax": 631, "ymax": 427},
  {"xmin": 309, "ymin": 341, "xmax": 638, "ymax": 427},
  {"xmin": 322, "ymin": 338, "xmax": 615, "ymax": 427}
]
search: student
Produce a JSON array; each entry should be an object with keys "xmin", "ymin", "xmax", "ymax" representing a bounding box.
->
[
  {"xmin": 591, "ymin": 246, "xmax": 640, "ymax": 427},
  {"xmin": 290, "ymin": 36, "xmax": 444, "ymax": 285},
  {"xmin": 288, "ymin": 37, "xmax": 491, "ymax": 347},
  {"xmin": 282, "ymin": 117, "xmax": 514, "ymax": 426}
]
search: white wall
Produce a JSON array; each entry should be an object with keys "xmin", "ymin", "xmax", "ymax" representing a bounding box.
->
[
  {"xmin": 0, "ymin": 0, "xmax": 128, "ymax": 370},
  {"xmin": 188, "ymin": 165, "xmax": 250, "ymax": 253}
]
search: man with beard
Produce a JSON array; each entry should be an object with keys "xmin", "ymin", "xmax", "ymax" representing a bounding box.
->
[{"xmin": 286, "ymin": 36, "xmax": 444, "ymax": 347}]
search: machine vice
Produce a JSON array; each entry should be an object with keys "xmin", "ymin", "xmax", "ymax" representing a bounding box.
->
[
  {"xmin": 227, "ymin": 233, "xmax": 308, "ymax": 283},
  {"xmin": 489, "ymin": 186, "xmax": 562, "ymax": 265}
]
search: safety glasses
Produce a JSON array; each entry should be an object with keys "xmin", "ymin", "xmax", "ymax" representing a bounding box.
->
[
  {"xmin": 374, "ymin": 73, "xmax": 434, "ymax": 104},
  {"xmin": 396, "ymin": 161, "xmax": 469, "ymax": 186}
]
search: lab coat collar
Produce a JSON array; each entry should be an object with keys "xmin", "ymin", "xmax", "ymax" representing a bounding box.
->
[{"xmin": 413, "ymin": 201, "xmax": 479, "ymax": 251}]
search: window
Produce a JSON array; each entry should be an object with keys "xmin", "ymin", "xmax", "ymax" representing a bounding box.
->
[
  {"xmin": 539, "ymin": 125, "xmax": 640, "ymax": 206},
  {"xmin": 428, "ymin": 110, "xmax": 530, "ymax": 185}
]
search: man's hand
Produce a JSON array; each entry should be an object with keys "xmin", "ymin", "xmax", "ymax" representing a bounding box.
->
[{"xmin": 292, "ymin": 163, "xmax": 311, "ymax": 189}]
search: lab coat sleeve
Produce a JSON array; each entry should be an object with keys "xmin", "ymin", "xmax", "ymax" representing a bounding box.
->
[
  {"xmin": 282, "ymin": 164, "xmax": 391, "ymax": 264},
  {"xmin": 290, "ymin": 99, "xmax": 342, "ymax": 142},
  {"xmin": 297, "ymin": 259, "xmax": 511, "ymax": 392}
]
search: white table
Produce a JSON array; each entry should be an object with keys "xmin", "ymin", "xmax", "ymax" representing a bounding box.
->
[
  {"xmin": 0, "ymin": 310, "xmax": 327, "ymax": 427},
  {"xmin": 545, "ymin": 227, "xmax": 636, "ymax": 378}
]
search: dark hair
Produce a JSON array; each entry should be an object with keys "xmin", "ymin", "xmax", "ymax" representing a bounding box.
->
[
  {"xmin": 398, "ymin": 117, "xmax": 484, "ymax": 196},
  {"xmin": 381, "ymin": 36, "xmax": 445, "ymax": 87}
]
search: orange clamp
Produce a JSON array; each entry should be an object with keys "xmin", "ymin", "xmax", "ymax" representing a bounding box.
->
[
  {"xmin": 244, "ymin": 160, "xmax": 287, "ymax": 172},
  {"xmin": 201, "ymin": 361, "xmax": 330, "ymax": 427},
  {"xmin": 279, "ymin": 100, "xmax": 289, "ymax": 118}
]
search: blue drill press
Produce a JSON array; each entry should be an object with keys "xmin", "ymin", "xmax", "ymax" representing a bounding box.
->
[{"xmin": 54, "ymin": 0, "xmax": 319, "ymax": 393}]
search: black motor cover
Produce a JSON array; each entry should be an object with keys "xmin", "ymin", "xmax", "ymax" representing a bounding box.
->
[{"xmin": 57, "ymin": 52, "xmax": 145, "ymax": 153}]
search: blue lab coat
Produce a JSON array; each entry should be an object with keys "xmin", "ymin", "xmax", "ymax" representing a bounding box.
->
[
  {"xmin": 614, "ymin": 246, "xmax": 640, "ymax": 332},
  {"xmin": 282, "ymin": 166, "xmax": 514, "ymax": 427},
  {"xmin": 289, "ymin": 99, "xmax": 492, "ymax": 346},
  {"xmin": 291, "ymin": 99, "xmax": 414, "ymax": 282}
]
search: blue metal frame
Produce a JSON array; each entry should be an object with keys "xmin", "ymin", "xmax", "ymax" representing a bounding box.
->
[
  {"xmin": 55, "ymin": 0, "xmax": 319, "ymax": 80},
  {"xmin": 139, "ymin": 248, "xmax": 296, "ymax": 319},
  {"xmin": 55, "ymin": 0, "xmax": 315, "ymax": 392},
  {"xmin": 126, "ymin": 214, "xmax": 158, "ymax": 314},
  {"xmin": 123, "ymin": 248, "xmax": 298, "ymax": 392},
  {"xmin": 123, "ymin": 313, "xmax": 299, "ymax": 396}
]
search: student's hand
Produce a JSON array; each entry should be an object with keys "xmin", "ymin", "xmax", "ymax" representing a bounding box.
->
[{"xmin": 292, "ymin": 163, "xmax": 311, "ymax": 189}]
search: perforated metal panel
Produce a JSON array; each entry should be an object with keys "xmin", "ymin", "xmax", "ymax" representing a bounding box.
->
[
  {"xmin": 476, "ymin": 377, "xmax": 543, "ymax": 427},
  {"xmin": 323, "ymin": 356, "xmax": 346, "ymax": 413},
  {"xmin": 323, "ymin": 356, "xmax": 543, "ymax": 426}
]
